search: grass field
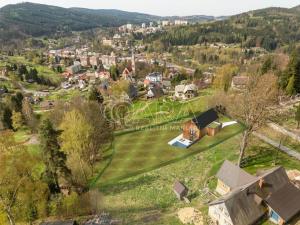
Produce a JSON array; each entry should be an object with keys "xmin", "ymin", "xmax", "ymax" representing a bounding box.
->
[
  {"xmin": 98, "ymin": 133, "xmax": 300, "ymax": 225},
  {"xmin": 125, "ymin": 91, "xmax": 213, "ymax": 128},
  {"xmin": 94, "ymin": 117, "xmax": 244, "ymax": 185},
  {"xmin": 4, "ymin": 56, "xmax": 63, "ymax": 84},
  {"xmin": 13, "ymin": 128, "xmax": 31, "ymax": 143}
]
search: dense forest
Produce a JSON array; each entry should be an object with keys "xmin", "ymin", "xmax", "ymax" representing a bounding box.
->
[
  {"xmin": 145, "ymin": 6, "xmax": 300, "ymax": 51},
  {"xmin": 0, "ymin": 2, "xmax": 159, "ymax": 42},
  {"xmin": 0, "ymin": 2, "xmax": 218, "ymax": 44}
]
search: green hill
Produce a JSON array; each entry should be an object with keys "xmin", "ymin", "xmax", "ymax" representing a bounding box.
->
[
  {"xmin": 0, "ymin": 2, "xmax": 157, "ymax": 41},
  {"xmin": 146, "ymin": 6, "xmax": 300, "ymax": 51},
  {"xmin": 0, "ymin": 2, "xmax": 216, "ymax": 43}
]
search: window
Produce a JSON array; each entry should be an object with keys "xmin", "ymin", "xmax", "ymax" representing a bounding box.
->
[{"xmin": 270, "ymin": 210, "xmax": 279, "ymax": 222}]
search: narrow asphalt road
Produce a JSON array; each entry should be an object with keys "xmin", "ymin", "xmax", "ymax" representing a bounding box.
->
[{"xmin": 254, "ymin": 132, "xmax": 300, "ymax": 161}]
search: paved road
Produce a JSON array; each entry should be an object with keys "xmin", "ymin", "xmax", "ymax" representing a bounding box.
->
[
  {"xmin": 268, "ymin": 122, "xmax": 300, "ymax": 142},
  {"xmin": 166, "ymin": 63, "xmax": 195, "ymax": 74},
  {"xmin": 254, "ymin": 132, "xmax": 300, "ymax": 161}
]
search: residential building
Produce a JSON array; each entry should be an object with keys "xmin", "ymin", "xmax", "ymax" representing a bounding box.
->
[
  {"xmin": 80, "ymin": 56, "xmax": 90, "ymax": 67},
  {"xmin": 215, "ymin": 160, "xmax": 257, "ymax": 195},
  {"xmin": 209, "ymin": 162, "xmax": 300, "ymax": 225},
  {"xmin": 144, "ymin": 72, "xmax": 163, "ymax": 86},
  {"xmin": 126, "ymin": 23, "xmax": 133, "ymax": 30},
  {"xmin": 121, "ymin": 67, "xmax": 134, "ymax": 82},
  {"xmin": 162, "ymin": 20, "xmax": 170, "ymax": 26},
  {"xmin": 147, "ymin": 83, "xmax": 164, "ymax": 99},
  {"xmin": 113, "ymin": 34, "xmax": 122, "ymax": 40},
  {"xmin": 90, "ymin": 56, "xmax": 100, "ymax": 67},
  {"xmin": 174, "ymin": 84, "xmax": 198, "ymax": 100},
  {"xmin": 162, "ymin": 80, "xmax": 172, "ymax": 90},
  {"xmin": 175, "ymin": 20, "xmax": 188, "ymax": 26},
  {"xmin": 182, "ymin": 108, "xmax": 222, "ymax": 141},
  {"xmin": 101, "ymin": 52, "xmax": 117, "ymax": 68},
  {"xmin": 231, "ymin": 75, "xmax": 249, "ymax": 90},
  {"xmin": 96, "ymin": 71, "xmax": 111, "ymax": 80},
  {"xmin": 66, "ymin": 62, "xmax": 81, "ymax": 75},
  {"xmin": 102, "ymin": 38, "xmax": 113, "ymax": 46}
]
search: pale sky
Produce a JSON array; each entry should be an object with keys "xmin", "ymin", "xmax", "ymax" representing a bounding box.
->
[{"xmin": 0, "ymin": 0, "xmax": 299, "ymax": 16}]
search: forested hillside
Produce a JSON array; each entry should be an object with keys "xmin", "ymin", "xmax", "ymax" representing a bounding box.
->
[
  {"xmin": 0, "ymin": 2, "xmax": 217, "ymax": 43},
  {"xmin": 146, "ymin": 6, "xmax": 300, "ymax": 51},
  {"xmin": 0, "ymin": 2, "xmax": 156, "ymax": 41}
]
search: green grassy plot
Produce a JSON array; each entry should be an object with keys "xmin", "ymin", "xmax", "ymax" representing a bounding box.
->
[{"xmin": 94, "ymin": 118, "xmax": 244, "ymax": 185}]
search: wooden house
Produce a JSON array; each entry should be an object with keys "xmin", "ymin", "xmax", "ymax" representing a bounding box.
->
[{"xmin": 182, "ymin": 109, "xmax": 221, "ymax": 142}]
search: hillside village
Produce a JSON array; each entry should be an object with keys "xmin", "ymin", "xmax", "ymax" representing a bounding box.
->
[{"xmin": 0, "ymin": 2, "xmax": 300, "ymax": 225}]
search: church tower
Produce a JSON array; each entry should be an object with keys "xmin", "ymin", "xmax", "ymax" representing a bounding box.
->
[{"xmin": 131, "ymin": 49, "xmax": 136, "ymax": 76}]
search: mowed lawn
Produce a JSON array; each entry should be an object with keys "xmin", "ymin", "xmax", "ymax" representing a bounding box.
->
[{"xmin": 96, "ymin": 119, "xmax": 244, "ymax": 185}]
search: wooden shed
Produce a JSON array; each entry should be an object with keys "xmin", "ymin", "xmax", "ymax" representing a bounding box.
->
[{"xmin": 173, "ymin": 181, "xmax": 189, "ymax": 200}]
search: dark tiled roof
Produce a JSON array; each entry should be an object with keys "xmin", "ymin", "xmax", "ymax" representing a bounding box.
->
[
  {"xmin": 216, "ymin": 160, "xmax": 257, "ymax": 189},
  {"xmin": 266, "ymin": 182, "xmax": 300, "ymax": 221},
  {"xmin": 211, "ymin": 166, "xmax": 294, "ymax": 225},
  {"xmin": 214, "ymin": 187, "xmax": 266, "ymax": 225},
  {"xmin": 254, "ymin": 167, "xmax": 291, "ymax": 199},
  {"xmin": 173, "ymin": 181, "xmax": 188, "ymax": 195},
  {"xmin": 149, "ymin": 86, "xmax": 164, "ymax": 98},
  {"xmin": 192, "ymin": 108, "xmax": 218, "ymax": 129}
]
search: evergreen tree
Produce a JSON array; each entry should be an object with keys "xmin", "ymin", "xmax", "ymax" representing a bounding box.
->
[
  {"xmin": 22, "ymin": 98, "xmax": 37, "ymax": 131},
  {"xmin": 284, "ymin": 50, "xmax": 300, "ymax": 94},
  {"xmin": 11, "ymin": 111, "xmax": 23, "ymax": 131},
  {"xmin": 109, "ymin": 65, "xmax": 119, "ymax": 81},
  {"xmin": 39, "ymin": 119, "xmax": 71, "ymax": 194},
  {"xmin": 88, "ymin": 86, "xmax": 103, "ymax": 104},
  {"xmin": 17, "ymin": 64, "xmax": 28, "ymax": 77},
  {"xmin": 261, "ymin": 56, "xmax": 273, "ymax": 74},
  {"xmin": 2, "ymin": 106, "xmax": 12, "ymax": 129},
  {"xmin": 286, "ymin": 75, "xmax": 295, "ymax": 96},
  {"xmin": 296, "ymin": 104, "xmax": 300, "ymax": 129},
  {"xmin": 9, "ymin": 92, "xmax": 24, "ymax": 112}
]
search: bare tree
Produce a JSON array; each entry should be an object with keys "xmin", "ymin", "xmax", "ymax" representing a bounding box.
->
[{"xmin": 212, "ymin": 73, "xmax": 279, "ymax": 167}]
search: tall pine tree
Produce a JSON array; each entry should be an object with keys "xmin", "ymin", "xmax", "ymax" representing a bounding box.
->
[
  {"xmin": 284, "ymin": 50, "xmax": 300, "ymax": 94},
  {"xmin": 39, "ymin": 119, "xmax": 71, "ymax": 194},
  {"xmin": 296, "ymin": 104, "xmax": 300, "ymax": 129}
]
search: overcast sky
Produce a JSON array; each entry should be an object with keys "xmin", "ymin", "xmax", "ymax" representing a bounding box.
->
[{"xmin": 0, "ymin": 0, "xmax": 299, "ymax": 16}]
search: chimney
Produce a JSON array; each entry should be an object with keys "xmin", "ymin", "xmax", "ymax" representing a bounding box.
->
[{"xmin": 259, "ymin": 178, "xmax": 264, "ymax": 189}]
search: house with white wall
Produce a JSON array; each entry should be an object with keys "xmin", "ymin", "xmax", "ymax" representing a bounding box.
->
[{"xmin": 209, "ymin": 161, "xmax": 300, "ymax": 225}]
